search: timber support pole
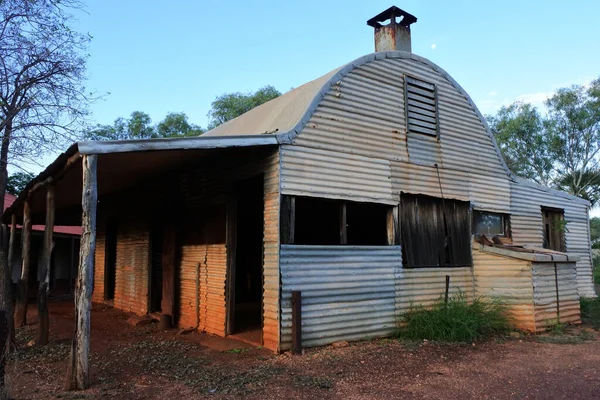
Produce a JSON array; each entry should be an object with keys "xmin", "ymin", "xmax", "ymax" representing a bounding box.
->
[
  {"xmin": 5, "ymin": 215, "xmax": 16, "ymax": 347},
  {"xmin": 14, "ymin": 201, "xmax": 31, "ymax": 328},
  {"xmin": 65, "ymin": 154, "xmax": 97, "ymax": 391},
  {"xmin": 37, "ymin": 185, "xmax": 55, "ymax": 345}
]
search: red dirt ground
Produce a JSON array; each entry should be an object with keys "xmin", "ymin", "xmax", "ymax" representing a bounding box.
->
[{"xmin": 4, "ymin": 301, "xmax": 600, "ymax": 399}]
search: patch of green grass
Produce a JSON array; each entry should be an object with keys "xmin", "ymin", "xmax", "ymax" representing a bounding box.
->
[
  {"xmin": 581, "ymin": 297, "xmax": 600, "ymax": 329},
  {"xmin": 293, "ymin": 375, "xmax": 333, "ymax": 389},
  {"xmin": 226, "ymin": 348, "xmax": 251, "ymax": 354},
  {"xmin": 397, "ymin": 292, "xmax": 510, "ymax": 342},
  {"xmin": 546, "ymin": 320, "xmax": 567, "ymax": 336},
  {"xmin": 535, "ymin": 330, "xmax": 594, "ymax": 345},
  {"xmin": 594, "ymin": 266, "xmax": 600, "ymax": 285}
]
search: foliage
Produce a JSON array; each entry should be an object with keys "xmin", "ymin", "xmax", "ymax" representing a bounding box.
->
[
  {"xmin": 85, "ymin": 111, "xmax": 203, "ymax": 140},
  {"xmin": 487, "ymin": 78, "xmax": 600, "ymax": 206},
  {"xmin": 487, "ymin": 103, "xmax": 553, "ymax": 186},
  {"xmin": 207, "ymin": 85, "xmax": 281, "ymax": 129},
  {"xmin": 397, "ymin": 293, "xmax": 510, "ymax": 342},
  {"xmin": 0, "ymin": 0, "xmax": 93, "ymax": 175},
  {"xmin": 580, "ymin": 297, "xmax": 600, "ymax": 329},
  {"xmin": 6, "ymin": 172, "xmax": 34, "ymax": 195}
]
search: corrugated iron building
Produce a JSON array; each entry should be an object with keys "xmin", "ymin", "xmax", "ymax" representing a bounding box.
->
[{"xmin": 4, "ymin": 6, "xmax": 596, "ymax": 353}]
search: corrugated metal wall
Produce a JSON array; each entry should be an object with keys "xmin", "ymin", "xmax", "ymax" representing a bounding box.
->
[
  {"xmin": 511, "ymin": 181, "xmax": 595, "ymax": 297},
  {"xmin": 395, "ymin": 267, "xmax": 474, "ymax": 314},
  {"xmin": 263, "ymin": 150, "xmax": 280, "ymax": 351},
  {"xmin": 473, "ymin": 249, "xmax": 536, "ymax": 331},
  {"xmin": 532, "ymin": 262, "xmax": 581, "ymax": 329},
  {"xmin": 114, "ymin": 220, "xmax": 150, "ymax": 314},
  {"xmin": 199, "ymin": 245, "xmax": 227, "ymax": 335},
  {"xmin": 280, "ymin": 245, "xmax": 401, "ymax": 350}
]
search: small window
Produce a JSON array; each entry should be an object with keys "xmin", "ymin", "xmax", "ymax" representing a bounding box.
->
[
  {"xmin": 400, "ymin": 193, "xmax": 471, "ymax": 268},
  {"xmin": 404, "ymin": 76, "xmax": 439, "ymax": 137},
  {"xmin": 281, "ymin": 195, "xmax": 393, "ymax": 246},
  {"xmin": 541, "ymin": 207, "xmax": 566, "ymax": 252},
  {"xmin": 473, "ymin": 211, "xmax": 508, "ymax": 237}
]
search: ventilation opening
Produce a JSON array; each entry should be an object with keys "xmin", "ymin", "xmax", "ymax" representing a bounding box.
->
[{"xmin": 405, "ymin": 76, "xmax": 439, "ymax": 137}]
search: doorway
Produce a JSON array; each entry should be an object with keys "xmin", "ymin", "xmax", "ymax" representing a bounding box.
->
[
  {"xmin": 230, "ymin": 175, "xmax": 264, "ymax": 339},
  {"xmin": 542, "ymin": 207, "xmax": 566, "ymax": 252},
  {"xmin": 149, "ymin": 227, "xmax": 163, "ymax": 313},
  {"xmin": 104, "ymin": 220, "xmax": 117, "ymax": 301}
]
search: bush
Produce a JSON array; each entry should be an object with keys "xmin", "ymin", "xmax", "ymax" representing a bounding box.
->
[
  {"xmin": 397, "ymin": 292, "xmax": 510, "ymax": 342},
  {"xmin": 580, "ymin": 297, "xmax": 600, "ymax": 329}
]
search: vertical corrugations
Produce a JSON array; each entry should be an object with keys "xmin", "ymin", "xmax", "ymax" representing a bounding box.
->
[
  {"xmin": 92, "ymin": 228, "xmax": 106, "ymax": 303},
  {"xmin": 280, "ymin": 245, "xmax": 400, "ymax": 350},
  {"xmin": 532, "ymin": 262, "xmax": 581, "ymax": 329},
  {"xmin": 263, "ymin": 150, "xmax": 280, "ymax": 352},
  {"xmin": 472, "ymin": 249, "xmax": 536, "ymax": 332},
  {"xmin": 114, "ymin": 220, "xmax": 149, "ymax": 314}
]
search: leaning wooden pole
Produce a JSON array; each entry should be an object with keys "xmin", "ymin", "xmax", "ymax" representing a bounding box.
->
[
  {"xmin": 37, "ymin": 185, "xmax": 55, "ymax": 345},
  {"xmin": 65, "ymin": 155, "xmax": 97, "ymax": 391},
  {"xmin": 14, "ymin": 201, "xmax": 32, "ymax": 328},
  {"xmin": 5, "ymin": 215, "xmax": 16, "ymax": 347}
]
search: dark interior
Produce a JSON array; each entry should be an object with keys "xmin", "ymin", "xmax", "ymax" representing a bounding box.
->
[
  {"xmin": 104, "ymin": 220, "xmax": 117, "ymax": 301},
  {"xmin": 295, "ymin": 197, "xmax": 340, "ymax": 245},
  {"xmin": 233, "ymin": 175, "xmax": 264, "ymax": 333},
  {"xmin": 346, "ymin": 202, "xmax": 388, "ymax": 245},
  {"xmin": 150, "ymin": 226, "xmax": 163, "ymax": 313}
]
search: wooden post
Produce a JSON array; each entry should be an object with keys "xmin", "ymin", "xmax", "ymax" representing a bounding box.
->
[
  {"xmin": 444, "ymin": 275, "xmax": 450, "ymax": 306},
  {"xmin": 280, "ymin": 196, "xmax": 295, "ymax": 244},
  {"xmin": 5, "ymin": 215, "xmax": 16, "ymax": 346},
  {"xmin": 387, "ymin": 206, "xmax": 399, "ymax": 245},
  {"xmin": 291, "ymin": 290, "xmax": 302, "ymax": 355},
  {"xmin": 14, "ymin": 201, "xmax": 32, "ymax": 328},
  {"xmin": 37, "ymin": 185, "xmax": 55, "ymax": 345},
  {"xmin": 65, "ymin": 155, "xmax": 97, "ymax": 391}
]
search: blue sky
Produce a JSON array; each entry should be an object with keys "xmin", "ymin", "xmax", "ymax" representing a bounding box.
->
[{"xmin": 74, "ymin": 0, "xmax": 600, "ymax": 130}]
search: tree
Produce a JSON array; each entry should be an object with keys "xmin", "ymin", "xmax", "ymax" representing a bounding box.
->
[
  {"xmin": 0, "ymin": 0, "xmax": 92, "ymax": 366},
  {"xmin": 207, "ymin": 85, "xmax": 281, "ymax": 129},
  {"xmin": 86, "ymin": 111, "xmax": 203, "ymax": 140},
  {"xmin": 488, "ymin": 78, "xmax": 600, "ymax": 206},
  {"xmin": 590, "ymin": 217, "xmax": 600, "ymax": 249},
  {"xmin": 545, "ymin": 79, "xmax": 600, "ymax": 200},
  {"xmin": 487, "ymin": 102, "xmax": 554, "ymax": 186},
  {"xmin": 6, "ymin": 172, "xmax": 34, "ymax": 195},
  {"xmin": 156, "ymin": 112, "xmax": 204, "ymax": 137}
]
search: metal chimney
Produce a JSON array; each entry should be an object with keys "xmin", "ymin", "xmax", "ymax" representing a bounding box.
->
[{"xmin": 367, "ymin": 6, "xmax": 417, "ymax": 52}]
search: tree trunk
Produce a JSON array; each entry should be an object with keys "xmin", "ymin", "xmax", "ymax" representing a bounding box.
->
[
  {"xmin": 65, "ymin": 155, "xmax": 97, "ymax": 391},
  {"xmin": 37, "ymin": 185, "xmax": 55, "ymax": 346},
  {"xmin": 5, "ymin": 215, "xmax": 16, "ymax": 348},
  {"xmin": 14, "ymin": 201, "xmax": 31, "ymax": 328}
]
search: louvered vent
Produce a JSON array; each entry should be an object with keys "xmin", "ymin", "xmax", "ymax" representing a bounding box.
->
[{"xmin": 405, "ymin": 76, "xmax": 439, "ymax": 137}]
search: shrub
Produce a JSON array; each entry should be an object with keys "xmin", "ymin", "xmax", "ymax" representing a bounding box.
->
[
  {"xmin": 397, "ymin": 292, "xmax": 510, "ymax": 342},
  {"xmin": 580, "ymin": 297, "xmax": 600, "ymax": 329}
]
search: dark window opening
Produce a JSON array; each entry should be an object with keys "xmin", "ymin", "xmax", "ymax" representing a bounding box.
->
[
  {"xmin": 401, "ymin": 193, "xmax": 471, "ymax": 268},
  {"xmin": 283, "ymin": 196, "xmax": 393, "ymax": 246},
  {"xmin": 294, "ymin": 197, "xmax": 340, "ymax": 245},
  {"xmin": 473, "ymin": 210, "xmax": 509, "ymax": 237},
  {"xmin": 347, "ymin": 202, "xmax": 389, "ymax": 245},
  {"xmin": 542, "ymin": 207, "xmax": 566, "ymax": 252},
  {"xmin": 150, "ymin": 227, "xmax": 163, "ymax": 313},
  {"xmin": 404, "ymin": 76, "xmax": 439, "ymax": 137}
]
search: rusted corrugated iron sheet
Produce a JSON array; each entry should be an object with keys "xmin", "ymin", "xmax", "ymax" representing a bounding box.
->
[
  {"xmin": 199, "ymin": 245, "xmax": 227, "ymax": 335},
  {"xmin": 179, "ymin": 245, "xmax": 201, "ymax": 329},
  {"xmin": 280, "ymin": 145, "xmax": 395, "ymax": 205},
  {"xmin": 511, "ymin": 181, "xmax": 595, "ymax": 297},
  {"xmin": 263, "ymin": 150, "xmax": 280, "ymax": 352},
  {"xmin": 532, "ymin": 262, "xmax": 581, "ymax": 329},
  {"xmin": 114, "ymin": 220, "xmax": 150, "ymax": 314},
  {"xmin": 92, "ymin": 228, "xmax": 106, "ymax": 304},
  {"xmin": 395, "ymin": 267, "xmax": 474, "ymax": 314},
  {"xmin": 280, "ymin": 245, "xmax": 401, "ymax": 350},
  {"xmin": 473, "ymin": 249, "xmax": 536, "ymax": 331}
]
